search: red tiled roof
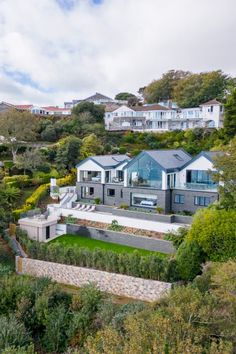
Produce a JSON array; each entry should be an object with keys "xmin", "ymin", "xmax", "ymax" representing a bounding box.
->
[
  {"xmin": 43, "ymin": 106, "xmax": 70, "ymax": 111},
  {"xmin": 200, "ymin": 99, "xmax": 222, "ymax": 106},
  {"xmin": 14, "ymin": 104, "xmax": 33, "ymax": 110}
]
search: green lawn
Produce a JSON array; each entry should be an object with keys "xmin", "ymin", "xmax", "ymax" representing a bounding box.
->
[{"xmin": 50, "ymin": 234, "xmax": 167, "ymax": 258}]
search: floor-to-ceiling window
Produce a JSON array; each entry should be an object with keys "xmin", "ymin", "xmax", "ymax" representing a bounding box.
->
[{"xmin": 127, "ymin": 153, "xmax": 162, "ymax": 189}]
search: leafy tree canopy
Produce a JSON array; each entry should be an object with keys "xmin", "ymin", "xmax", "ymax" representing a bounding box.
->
[
  {"xmin": 80, "ymin": 134, "xmax": 103, "ymax": 159},
  {"xmin": 224, "ymin": 88, "xmax": 236, "ymax": 138},
  {"xmin": 213, "ymin": 136, "xmax": 236, "ymax": 209},
  {"xmin": 187, "ymin": 208, "xmax": 236, "ymax": 262},
  {"xmin": 143, "ymin": 69, "xmax": 190, "ymax": 103},
  {"xmin": 72, "ymin": 102, "xmax": 105, "ymax": 123},
  {"xmin": 173, "ymin": 70, "xmax": 232, "ymax": 107},
  {"xmin": 115, "ymin": 92, "xmax": 136, "ymax": 101},
  {"xmin": 55, "ymin": 136, "xmax": 82, "ymax": 170},
  {"xmin": 0, "ymin": 110, "xmax": 39, "ymax": 161}
]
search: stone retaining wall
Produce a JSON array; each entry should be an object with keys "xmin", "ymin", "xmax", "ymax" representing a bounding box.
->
[
  {"xmin": 66, "ymin": 224, "xmax": 175, "ymax": 254},
  {"xmin": 16, "ymin": 257, "xmax": 172, "ymax": 302}
]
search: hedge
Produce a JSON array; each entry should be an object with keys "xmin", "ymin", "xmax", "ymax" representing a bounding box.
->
[
  {"xmin": 13, "ymin": 173, "xmax": 75, "ymax": 220},
  {"xmin": 17, "ymin": 229, "xmax": 180, "ymax": 282}
]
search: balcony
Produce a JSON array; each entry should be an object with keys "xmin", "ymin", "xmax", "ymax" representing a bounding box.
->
[
  {"xmin": 176, "ymin": 183, "xmax": 218, "ymax": 191},
  {"xmin": 80, "ymin": 171, "xmax": 102, "ymax": 183}
]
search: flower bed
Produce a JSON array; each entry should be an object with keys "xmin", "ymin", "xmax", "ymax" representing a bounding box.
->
[{"xmin": 61, "ymin": 217, "xmax": 164, "ymax": 240}]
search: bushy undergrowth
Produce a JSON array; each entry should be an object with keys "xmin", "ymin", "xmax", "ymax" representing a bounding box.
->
[{"xmin": 17, "ymin": 229, "xmax": 179, "ymax": 282}]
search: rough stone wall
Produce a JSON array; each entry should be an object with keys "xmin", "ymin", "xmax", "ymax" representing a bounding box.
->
[{"xmin": 16, "ymin": 257, "xmax": 171, "ymax": 302}]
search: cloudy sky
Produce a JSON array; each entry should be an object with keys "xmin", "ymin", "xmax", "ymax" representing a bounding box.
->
[{"xmin": 0, "ymin": 0, "xmax": 235, "ymax": 106}]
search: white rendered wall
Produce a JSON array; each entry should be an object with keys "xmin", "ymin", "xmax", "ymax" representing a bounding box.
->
[{"xmin": 178, "ymin": 156, "xmax": 215, "ymax": 188}]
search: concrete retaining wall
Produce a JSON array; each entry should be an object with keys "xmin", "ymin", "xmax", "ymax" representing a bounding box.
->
[
  {"xmin": 78, "ymin": 204, "xmax": 192, "ymax": 224},
  {"xmin": 66, "ymin": 224, "xmax": 175, "ymax": 254},
  {"xmin": 16, "ymin": 256, "xmax": 171, "ymax": 302},
  {"xmin": 173, "ymin": 215, "xmax": 193, "ymax": 224}
]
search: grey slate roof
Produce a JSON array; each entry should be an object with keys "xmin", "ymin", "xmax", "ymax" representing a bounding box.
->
[
  {"xmin": 76, "ymin": 154, "xmax": 130, "ymax": 169},
  {"xmin": 85, "ymin": 92, "xmax": 113, "ymax": 101},
  {"xmin": 145, "ymin": 149, "xmax": 192, "ymax": 171},
  {"xmin": 203, "ymin": 151, "xmax": 223, "ymax": 160}
]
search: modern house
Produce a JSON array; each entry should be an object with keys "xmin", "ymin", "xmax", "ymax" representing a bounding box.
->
[
  {"xmin": 104, "ymin": 99, "xmax": 224, "ymax": 132},
  {"xmin": 76, "ymin": 150, "xmax": 220, "ymax": 213}
]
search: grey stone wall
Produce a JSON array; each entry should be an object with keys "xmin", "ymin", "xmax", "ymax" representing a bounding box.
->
[
  {"xmin": 66, "ymin": 224, "xmax": 175, "ymax": 254},
  {"xmin": 16, "ymin": 257, "xmax": 171, "ymax": 302},
  {"xmin": 172, "ymin": 189, "xmax": 218, "ymax": 214}
]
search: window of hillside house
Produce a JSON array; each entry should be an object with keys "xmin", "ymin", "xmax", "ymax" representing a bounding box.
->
[
  {"xmin": 107, "ymin": 189, "xmax": 115, "ymax": 197},
  {"xmin": 174, "ymin": 194, "xmax": 185, "ymax": 204},
  {"xmin": 194, "ymin": 196, "xmax": 211, "ymax": 206}
]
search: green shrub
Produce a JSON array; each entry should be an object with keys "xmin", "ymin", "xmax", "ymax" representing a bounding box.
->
[
  {"xmin": 3, "ymin": 160, "xmax": 14, "ymax": 169},
  {"xmin": 3, "ymin": 175, "xmax": 31, "ymax": 188},
  {"xmin": 94, "ymin": 198, "xmax": 101, "ymax": 205},
  {"xmin": 187, "ymin": 209, "xmax": 236, "ymax": 261},
  {"xmin": 156, "ymin": 207, "xmax": 164, "ymax": 214},
  {"xmin": 164, "ymin": 227, "xmax": 188, "ymax": 250},
  {"xmin": 107, "ymin": 220, "xmax": 124, "ymax": 232},
  {"xmin": 119, "ymin": 204, "xmax": 129, "ymax": 210},
  {"xmin": 16, "ymin": 230, "xmax": 179, "ymax": 282},
  {"xmin": 176, "ymin": 240, "xmax": 206, "ymax": 281},
  {"xmin": 65, "ymin": 215, "xmax": 77, "ymax": 224}
]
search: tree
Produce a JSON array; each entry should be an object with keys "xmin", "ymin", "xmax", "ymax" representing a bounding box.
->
[
  {"xmin": 55, "ymin": 136, "xmax": 82, "ymax": 170},
  {"xmin": 187, "ymin": 208, "xmax": 236, "ymax": 261},
  {"xmin": 213, "ymin": 136, "xmax": 236, "ymax": 209},
  {"xmin": 224, "ymin": 88, "xmax": 236, "ymax": 138},
  {"xmin": 173, "ymin": 70, "xmax": 231, "ymax": 108},
  {"xmin": 0, "ymin": 110, "xmax": 39, "ymax": 161},
  {"xmin": 176, "ymin": 240, "xmax": 205, "ymax": 281},
  {"xmin": 15, "ymin": 149, "xmax": 45, "ymax": 174},
  {"xmin": 80, "ymin": 134, "xmax": 103, "ymax": 159},
  {"xmin": 143, "ymin": 70, "xmax": 190, "ymax": 103},
  {"xmin": 115, "ymin": 92, "xmax": 136, "ymax": 101},
  {"xmin": 72, "ymin": 102, "xmax": 105, "ymax": 123},
  {"xmin": 40, "ymin": 124, "xmax": 57, "ymax": 142}
]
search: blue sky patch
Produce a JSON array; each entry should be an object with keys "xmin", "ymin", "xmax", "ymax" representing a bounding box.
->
[{"xmin": 3, "ymin": 68, "xmax": 54, "ymax": 93}]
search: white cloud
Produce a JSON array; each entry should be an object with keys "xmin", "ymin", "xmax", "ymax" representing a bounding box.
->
[{"xmin": 0, "ymin": 0, "xmax": 235, "ymax": 105}]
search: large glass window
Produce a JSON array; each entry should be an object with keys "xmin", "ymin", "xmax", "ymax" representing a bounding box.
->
[
  {"xmin": 127, "ymin": 154, "xmax": 162, "ymax": 189},
  {"xmin": 131, "ymin": 193, "xmax": 158, "ymax": 208},
  {"xmin": 186, "ymin": 170, "xmax": 215, "ymax": 185}
]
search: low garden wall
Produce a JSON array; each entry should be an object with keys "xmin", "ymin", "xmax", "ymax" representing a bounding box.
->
[
  {"xmin": 92, "ymin": 205, "xmax": 192, "ymax": 224},
  {"xmin": 16, "ymin": 256, "xmax": 172, "ymax": 302},
  {"xmin": 66, "ymin": 224, "xmax": 175, "ymax": 254}
]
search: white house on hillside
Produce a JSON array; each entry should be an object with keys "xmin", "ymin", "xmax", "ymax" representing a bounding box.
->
[{"xmin": 104, "ymin": 100, "xmax": 224, "ymax": 132}]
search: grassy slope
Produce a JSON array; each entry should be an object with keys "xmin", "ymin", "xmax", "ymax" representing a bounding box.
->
[{"xmin": 50, "ymin": 234, "xmax": 166, "ymax": 258}]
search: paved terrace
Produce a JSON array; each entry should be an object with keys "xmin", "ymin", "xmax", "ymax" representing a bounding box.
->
[{"xmin": 48, "ymin": 205, "xmax": 185, "ymax": 233}]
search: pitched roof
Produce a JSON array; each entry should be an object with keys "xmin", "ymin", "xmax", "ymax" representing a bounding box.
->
[
  {"xmin": 43, "ymin": 106, "xmax": 70, "ymax": 111},
  {"xmin": 124, "ymin": 149, "xmax": 192, "ymax": 172},
  {"xmin": 105, "ymin": 104, "xmax": 121, "ymax": 112},
  {"xmin": 200, "ymin": 99, "xmax": 222, "ymax": 106},
  {"xmin": 14, "ymin": 104, "xmax": 33, "ymax": 110},
  {"xmin": 180, "ymin": 150, "xmax": 223, "ymax": 170},
  {"xmin": 133, "ymin": 104, "xmax": 171, "ymax": 111},
  {"xmin": 85, "ymin": 92, "xmax": 113, "ymax": 101},
  {"xmin": 76, "ymin": 154, "xmax": 130, "ymax": 169},
  {"xmin": 145, "ymin": 149, "xmax": 192, "ymax": 171},
  {"xmin": 202, "ymin": 151, "xmax": 223, "ymax": 161}
]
